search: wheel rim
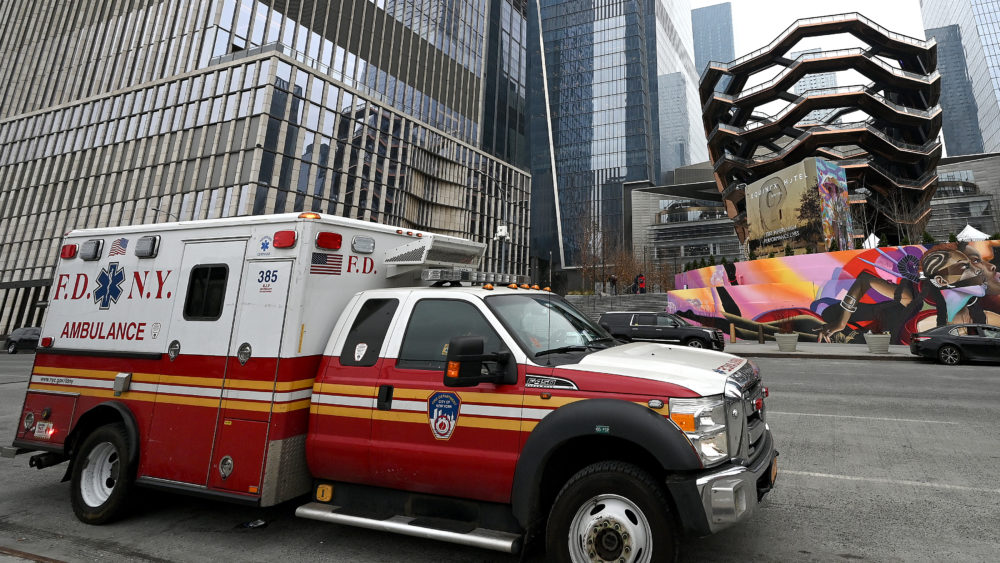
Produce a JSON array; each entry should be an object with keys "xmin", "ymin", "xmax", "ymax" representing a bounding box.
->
[
  {"xmin": 687, "ymin": 340, "xmax": 704, "ymax": 348},
  {"xmin": 940, "ymin": 346, "xmax": 960, "ymax": 365},
  {"xmin": 80, "ymin": 442, "xmax": 120, "ymax": 508},
  {"xmin": 568, "ymin": 494, "xmax": 652, "ymax": 563},
  {"xmin": 7, "ymin": 343, "xmax": 14, "ymax": 353}
]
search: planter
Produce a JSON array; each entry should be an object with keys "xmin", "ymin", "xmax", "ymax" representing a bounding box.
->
[
  {"xmin": 775, "ymin": 332, "xmax": 799, "ymax": 352},
  {"xmin": 864, "ymin": 332, "xmax": 891, "ymax": 354}
]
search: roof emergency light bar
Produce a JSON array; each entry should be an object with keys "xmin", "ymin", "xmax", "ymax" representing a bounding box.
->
[{"xmin": 421, "ymin": 268, "xmax": 530, "ymax": 286}]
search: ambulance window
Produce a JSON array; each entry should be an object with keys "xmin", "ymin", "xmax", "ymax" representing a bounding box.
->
[
  {"xmin": 340, "ymin": 298, "xmax": 399, "ymax": 367},
  {"xmin": 183, "ymin": 265, "xmax": 229, "ymax": 320},
  {"xmin": 397, "ymin": 299, "xmax": 506, "ymax": 371}
]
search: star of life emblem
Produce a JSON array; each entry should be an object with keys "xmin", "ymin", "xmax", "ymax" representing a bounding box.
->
[{"xmin": 94, "ymin": 262, "xmax": 126, "ymax": 310}]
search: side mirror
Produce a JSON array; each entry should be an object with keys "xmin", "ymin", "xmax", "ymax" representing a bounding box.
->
[{"xmin": 443, "ymin": 336, "xmax": 515, "ymax": 387}]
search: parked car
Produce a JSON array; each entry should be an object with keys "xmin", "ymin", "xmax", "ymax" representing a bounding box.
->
[
  {"xmin": 910, "ymin": 324, "xmax": 1000, "ymax": 365},
  {"xmin": 5, "ymin": 326, "xmax": 40, "ymax": 354},
  {"xmin": 598, "ymin": 311, "xmax": 725, "ymax": 350}
]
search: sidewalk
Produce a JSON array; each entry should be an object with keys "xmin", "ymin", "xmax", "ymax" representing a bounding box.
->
[{"xmin": 724, "ymin": 341, "xmax": 919, "ymax": 361}]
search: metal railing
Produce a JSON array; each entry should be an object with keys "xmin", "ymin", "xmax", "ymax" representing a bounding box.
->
[{"xmin": 700, "ymin": 12, "xmax": 934, "ymax": 82}]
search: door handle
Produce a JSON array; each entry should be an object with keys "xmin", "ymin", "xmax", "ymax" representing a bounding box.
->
[{"xmin": 377, "ymin": 385, "xmax": 394, "ymax": 411}]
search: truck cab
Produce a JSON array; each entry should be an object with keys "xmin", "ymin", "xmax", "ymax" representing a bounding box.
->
[{"xmin": 299, "ymin": 282, "xmax": 777, "ymax": 561}]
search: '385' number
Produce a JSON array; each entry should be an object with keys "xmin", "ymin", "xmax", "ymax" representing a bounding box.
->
[{"xmin": 258, "ymin": 269, "xmax": 278, "ymax": 283}]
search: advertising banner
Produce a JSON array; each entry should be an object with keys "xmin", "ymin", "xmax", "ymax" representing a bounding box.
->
[{"xmin": 745, "ymin": 157, "xmax": 851, "ymax": 255}]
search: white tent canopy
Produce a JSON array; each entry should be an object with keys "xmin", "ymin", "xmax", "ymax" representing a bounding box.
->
[
  {"xmin": 862, "ymin": 233, "xmax": 880, "ymax": 249},
  {"xmin": 957, "ymin": 224, "xmax": 990, "ymax": 242}
]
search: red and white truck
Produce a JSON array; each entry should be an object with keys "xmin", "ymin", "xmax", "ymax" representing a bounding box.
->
[{"xmin": 4, "ymin": 213, "xmax": 777, "ymax": 562}]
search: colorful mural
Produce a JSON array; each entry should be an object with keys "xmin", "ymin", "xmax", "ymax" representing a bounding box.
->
[
  {"xmin": 816, "ymin": 158, "xmax": 852, "ymax": 252},
  {"xmin": 671, "ymin": 241, "xmax": 1000, "ymax": 344}
]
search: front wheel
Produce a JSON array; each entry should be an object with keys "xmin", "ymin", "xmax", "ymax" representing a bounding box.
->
[
  {"xmin": 71, "ymin": 423, "xmax": 135, "ymax": 524},
  {"xmin": 937, "ymin": 344, "xmax": 962, "ymax": 365},
  {"xmin": 684, "ymin": 338, "xmax": 707, "ymax": 349},
  {"xmin": 546, "ymin": 461, "xmax": 677, "ymax": 563},
  {"xmin": 6, "ymin": 342, "xmax": 15, "ymax": 354}
]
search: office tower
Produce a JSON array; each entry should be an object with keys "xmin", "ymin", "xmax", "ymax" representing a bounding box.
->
[
  {"xmin": 923, "ymin": 0, "xmax": 1000, "ymax": 154},
  {"xmin": 529, "ymin": 0, "xmax": 702, "ymax": 271},
  {"xmin": 924, "ymin": 24, "xmax": 987, "ymax": 155},
  {"xmin": 0, "ymin": 1, "xmax": 531, "ymax": 332},
  {"xmin": 691, "ymin": 2, "xmax": 734, "ymax": 74}
]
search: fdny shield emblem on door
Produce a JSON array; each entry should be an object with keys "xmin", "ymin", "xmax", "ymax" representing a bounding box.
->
[{"xmin": 428, "ymin": 392, "xmax": 460, "ymax": 440}]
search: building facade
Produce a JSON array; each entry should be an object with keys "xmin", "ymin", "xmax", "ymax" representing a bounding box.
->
[
  {"xmin": 927, "ymin": 153, "xmax": 1000, "ymax": 239},
  {"xmin": 0, "ymin": 0, "xmax": 531, "ymax": 334},
  {"xmin": 530, "ymin": 0, "xmax": 702, "ymax": 271},
  {"xmin": 922, "ymin": 0, "xmax": 1000, "ymax": 154}
]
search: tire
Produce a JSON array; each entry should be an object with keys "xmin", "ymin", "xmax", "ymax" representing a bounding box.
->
[
  {"xmin": 937, "ymin": 344, "xmax": 962, "ymax": 366},
  {"xmin": 684, "ymin": 338, "xmax": 707, "ymax": 349},
  {"xmin": 546, "ymin": 461, "xmax": 678, "ymax": 563},
  {"xmin": 6, "ymin": 342, "xmax": 16, "ymax": 354},
  {"xmin": 71, "ymin": 423, "xmax": 135, "ymax": 524}
]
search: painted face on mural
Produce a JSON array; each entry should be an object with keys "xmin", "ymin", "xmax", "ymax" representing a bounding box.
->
[
  {"xmin": 964, "ymin": 246, "xmax": 1000, "ymax": 294},
  {"xmin": 923, "ymin": 249, "xmax": 986, "ymax": 290}
]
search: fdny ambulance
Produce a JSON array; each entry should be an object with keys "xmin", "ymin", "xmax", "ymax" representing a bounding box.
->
[{"xmin": 5, "ymin": 213, "xmax": 777, "ymax": 563}]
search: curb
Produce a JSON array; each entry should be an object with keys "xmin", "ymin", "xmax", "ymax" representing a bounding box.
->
[{"xmin": 734, "ymin": 351, "xmax": 921, "ymax": 361}]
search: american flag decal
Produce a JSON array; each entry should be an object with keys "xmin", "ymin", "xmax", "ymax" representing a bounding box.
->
[
  {"xmin": 311, "ymin": 252, "xmax": 343, "ymax": 275},
  {"xmin": 109, "ymin": 238, "xmax": 129, "ymax": 256}
]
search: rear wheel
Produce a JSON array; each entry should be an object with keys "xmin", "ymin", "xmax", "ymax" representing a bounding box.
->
[
  {"xmin": 71, "ymin": 423, "xmax": 135, "ymax": 524},
  {"xmin": 6, "ymin": 342, "xmax": 15, "ymax": 354},
  {"xmin": 546, "ymin": 461, "xmax": 677, "ymax": 563},
  {"xmin": 684, "ymin": 338, "xmax": 707, "ymax": 349},
  {"xmin": 937, "ymin": 344, "xmax": 962, "ymax": 366}
]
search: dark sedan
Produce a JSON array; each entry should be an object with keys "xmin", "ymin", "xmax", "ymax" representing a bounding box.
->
[
  {"xmin": 5, "ymin": 326, "xmax": 40, "ymax": 354},
  {"xmin": 910, "ymin": 324, "xmax": 1000, "ymax": 365}
]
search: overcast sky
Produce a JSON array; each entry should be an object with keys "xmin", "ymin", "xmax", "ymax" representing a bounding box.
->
[{"xmin": 690, "ymin": 0, "xmax": 927, "ymax": 58}]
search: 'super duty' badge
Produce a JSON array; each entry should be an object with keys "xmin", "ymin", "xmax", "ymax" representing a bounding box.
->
[{"xmin": 428, "ymin": 391, "xmax": 460, "ymax": 440}]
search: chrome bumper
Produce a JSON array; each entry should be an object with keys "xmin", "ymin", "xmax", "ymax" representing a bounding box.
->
[{"xmin": 694, "ymin": 430, "xmax": 776, "ymax": 533}]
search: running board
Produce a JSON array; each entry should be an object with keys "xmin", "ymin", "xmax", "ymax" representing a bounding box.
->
[{"xmin": 295, "ymin": 502, "xmax": 522, "ymax": 553}]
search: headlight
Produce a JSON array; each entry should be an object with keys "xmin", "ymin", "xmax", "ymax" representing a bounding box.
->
[{"xmin": 669, "ymin": 395, "xmax": 729, "ymax": 466}]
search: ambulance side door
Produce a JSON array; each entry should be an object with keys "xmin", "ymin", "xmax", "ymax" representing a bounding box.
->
[{"xmin": 143, "ymin": 240, "xmax": 246, "ymax": 486}]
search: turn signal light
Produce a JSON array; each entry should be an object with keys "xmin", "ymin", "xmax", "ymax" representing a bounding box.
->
[
  {"xmin": 670, "ymin": 412, "xmax": 696, "ymax": 432},
  {"xmin": 273, "ymin": 230, "xmax": 297, "ymax": 248},
  {"xmin": 446, "ymin": 361, "xmax": 460, "ymax": 379},
  {"xmin": 60, "ymin": 244, "xmax": 78, "ymax": 259},
  {"xmin": 763, "ymin": 387, "xmax": 769, "ymax": 397}
]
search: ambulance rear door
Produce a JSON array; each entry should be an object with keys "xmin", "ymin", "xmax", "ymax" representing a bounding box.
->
[{"xmin": 142, "ymin": 240, "xmax": 247, "ymax": 486}]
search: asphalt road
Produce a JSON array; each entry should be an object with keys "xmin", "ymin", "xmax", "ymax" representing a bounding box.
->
[{"xmin": 1, "ymin": 353, "xmax": 998, "ymax": 562}]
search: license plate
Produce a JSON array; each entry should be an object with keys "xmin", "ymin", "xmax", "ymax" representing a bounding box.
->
[
  {"xmin": 34, "ymin": 422, "xmax": 52, "ymax": 439},
  {"xmin": 770, "ymin": 456, "xmax": 778, "ymax": 485}
]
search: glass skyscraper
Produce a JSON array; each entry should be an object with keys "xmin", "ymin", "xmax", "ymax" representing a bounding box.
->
[
  {"xmin": 0, "ymin": 1, "xmax": 531, "ymax": 333},
  {"xmin": 691, "ymin": 2, "xmax": 734, "ymax": 74},
  {"xmin": 923, "ymin": 0, "xmax": 1000, "ymax": 154},
  {"xmin": 529, "ymin": 0, "xmax": 702, "ymax": 270}
]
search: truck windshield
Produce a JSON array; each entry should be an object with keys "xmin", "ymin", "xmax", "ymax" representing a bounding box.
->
[{"xmin": 485, "ymin": 294, "xmax": 617, "ymax": 360}]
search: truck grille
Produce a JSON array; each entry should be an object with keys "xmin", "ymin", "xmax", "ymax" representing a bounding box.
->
[{"xmin": 725, "ymin": 362, "xmax": 767, "ymax": 465}]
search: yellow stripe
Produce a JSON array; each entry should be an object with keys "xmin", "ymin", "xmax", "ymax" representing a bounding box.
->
[
  {"xmin": 523, "ymin": 395, "xmax": 583, "ymax": 407},
  {"xmin": 311, "ymin": 404, "xmax": 372, "ymax": 419},
  {"xmin": 372, "ymin": 410, "xmax": 425, "ymax": 423},
  {"xmin": 457, "ymin": 391, "xmax": 523, "ymax": 405},
  {"xmin": 315, "ymin": 383, "xmax": 376, "ymax": 396},
  {"xmin": 273, "ymin": 399, "xmax": 312, "ymax": 413},
  {"xmin": 459, "ymin": 416, "xmax": 522, "ymax": 431}
]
